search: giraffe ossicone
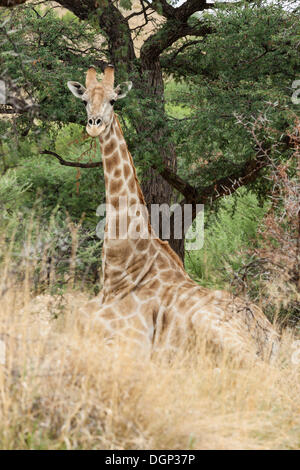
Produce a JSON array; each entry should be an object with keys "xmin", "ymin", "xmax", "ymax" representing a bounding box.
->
[{"xmin": 67, "ymin": 65, "xmax": 279, "ymax": 361}]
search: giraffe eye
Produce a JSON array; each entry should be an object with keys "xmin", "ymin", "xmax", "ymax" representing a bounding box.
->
[
  {"xmin": 110, "ymin": 99, "xmax": 115, "ymax": 106},
  {"xmin": 83, "ymin": 100, "xmax": 88, "ymax": 106}
]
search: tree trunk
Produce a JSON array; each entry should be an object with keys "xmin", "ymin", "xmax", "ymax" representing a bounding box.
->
[
  {"xmin": 168, "ymin": 236, "xmax": 185, "ymax": 262},
  {"xmin": 137, "ymin": 59, "xmax": 185, "ymax": 259}
]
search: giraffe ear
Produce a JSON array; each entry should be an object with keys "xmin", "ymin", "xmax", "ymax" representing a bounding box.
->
[
  {"xmin": 115, "ymin": 81, "xmax": 132, "ymax": 100},
  {"xmin": 67, "ymin": 81, "xmax": 86, "ymax": 99}
]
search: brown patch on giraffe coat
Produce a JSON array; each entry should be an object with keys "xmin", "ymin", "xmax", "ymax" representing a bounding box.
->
[
  {"xmin": 139, "ymin": 287, "xmax": 157, "ymax": 301},
  {"xmin": 129, "ymin": 196, "xmax": 138, "ymax": 206},
  {"xmin": 119, "ymin": 293, "xmax": 138, "ymax": 313},
  {"xmin": 120, "ymin": 143, "xmax": 127, "ymax": 159},
  {"xmin": 131, "ymin": 313, "xmax": 148, "ymax": 333},
  {"xmin": 162, "ymin": 311, "xmax": 171, "ymax": 332},
  {"xmin": 123, "ymin": 163, "xmax": 131, "ymax": 180},
  {"xmin": 148, "ymin": 244, "xmax": 157, "ymax": 257},
  {"xmin": 136, "ymin": 239, "xmax": 148, "ymax": 252},
  {"xmin": 128, "ymin": 177, "xmax": 136, "ymax": 193},
  {"xmin": 181, "ymin": 280, "xmax": 196, "ymax": 290},
  {"xmin": 156, "ymin": 254, "xmax": 168, "ymax": 270},
  {"xmin": 177, "ymin": 297, "xmax": 189, "ymax": 311},
  {"xmin": 110, "ymin": 196, "xmax": 119, "ymax": 209},
  {"xmin": 106, "ymin": 241, "xmax": 128, "ymax": 262},
  {"xmin": 105, "ymin": 152, "xmax": 120, "ymax": 173},
  {"xmin": 113, "ymin": 168, "xmax": 122, "ymax": 178},
  {"xmin": 162, "ymin": 288, "xmax": 176, "ymax": 307},
  {"xmin": 149, "ymin": 279, "xmax": 160, "ymax": 291},
  {"xmin": 97, "ymin": 307, "xmax": 117, "ymax": 324},
  {"xmin": 104, "ymin": 138, "xmax": 117, "ymax": 155},
  {"xmin": 106, "ymin": 316, "xmax": 126, "ymax": 330},
  {"xmin": 109, "ymin": 267, "xmax": 122, "ymax": 281},
  {"xmin": 109, "ymin": 179, "xmax": 122, "ymax": 194},
  {"xmin": 160, "ymin": 269, "xmax": 177, "ymax": 283},
  {"xmin": 151, "ymin": 265, "xmax": 160, "ymax": 276}
]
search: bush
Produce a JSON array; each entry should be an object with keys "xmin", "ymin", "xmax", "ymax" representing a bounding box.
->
[{"xmin": 185, "ymin": 189, "xmax": 267, "ymax": 290}]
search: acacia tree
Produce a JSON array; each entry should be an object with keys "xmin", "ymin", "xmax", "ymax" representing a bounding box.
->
[{"xmin": 0, "ymin": 0, "xmax": 299, "ymax": 260}]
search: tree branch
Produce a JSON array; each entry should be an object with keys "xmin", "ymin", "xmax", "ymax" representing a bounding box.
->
[
  {"xmin": 141, "ymin": 19, "xmax": 212, "ymax": 66},
  {"xmin": 165, "ymin": 39, "xmax": 203, "ymax": 62},
  {"xmin": 157, "ymin": 166, "xmax": 199, "ymax": 201},
  {"xmin": 140, "ymin": 6, "xmax": 213, "ymax": 66},
  {"xmin": 41, "ymin": 146, "xmax": 269, "ymax": 212},
  {"xmin": 177, "ymin": 0, "xmax": 213, "ymax": 19},
  {"xmin": 40, "ymin": 149, "xmax": 102, "ymax": 168},
  {"xmin": 0, "ymin": 0, "xmax": 28, "ymax": 6},
  {"xmin": 40, "ymin": 147, "xmax": 197, "ymax": 199},
  {"xmin": 57, "ymin": 0, "xmax": 136, "ymax": 68},
  {"xmin": 125, "ymin": 1, "xmax": 151, "ymax": 21},
  {"xmin": 193, "ymin": 155, "xmax": 269, "ymax": 206},
  {"xmin": 41, "ymin": 142, "xmax": 200, "ymax": 201},
  {"xmin": 143, "ymin": 0, "xmax": 176, "ymax": 19}
]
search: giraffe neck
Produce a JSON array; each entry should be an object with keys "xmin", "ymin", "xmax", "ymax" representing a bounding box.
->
[
  {"xmin": 99, "ymin": 114, "xmax": 154, "ymax": 300},
  {"xmin": 99, "ymin": 114, "xmax": 146, "ymax": 212}
]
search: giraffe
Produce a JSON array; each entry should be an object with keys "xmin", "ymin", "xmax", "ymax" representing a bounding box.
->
[{"xmin": 67, "ymin": 65, "xmax": 279, "ymax": 361}]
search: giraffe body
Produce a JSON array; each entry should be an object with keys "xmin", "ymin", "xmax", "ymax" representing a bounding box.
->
[{"xmin": 68, "ymin": 66, "xmax": 279, "ymax": 361}]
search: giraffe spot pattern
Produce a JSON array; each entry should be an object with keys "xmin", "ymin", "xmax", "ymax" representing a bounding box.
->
[
  {"xmin": 123, "ymin": 163, "xmax": 131, "ymax": 180},
  {"xmin": 105, "ymin": 151, "xmax": 120, "ymax": 172},
  {"xmin": 104, "ymin": 138, "xmax": 117, "ymax": 155}
]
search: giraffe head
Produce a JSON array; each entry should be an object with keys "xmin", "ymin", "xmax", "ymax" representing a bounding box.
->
[{"xmin": 67, "ymin": 65, "xmax": 132, "ymax": 137}]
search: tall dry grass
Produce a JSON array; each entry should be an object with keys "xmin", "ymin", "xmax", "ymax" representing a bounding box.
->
[{"xmin": 0, "ymin": 231, "xmax": 300, "ymax": 450}]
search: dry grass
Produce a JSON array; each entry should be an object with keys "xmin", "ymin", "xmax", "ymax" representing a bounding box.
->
[
  {"xmin": 0, "ymin": 278, "xmax": 299, "ymax": 450},
  {"xmin": 0, "ymin": 217, "xmax": 299, "ymax": 450},
  {"xmin": 0, "ymin": 219, "xmax": 299, "ymax": 450}
]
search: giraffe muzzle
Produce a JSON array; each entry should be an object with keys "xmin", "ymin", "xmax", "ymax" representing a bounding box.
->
[
  {"xmin": 88, "ymin": 117, "xmax": 102, "ymax": 127},
  {"xmin": 86, "ymin": 118, "xmax": 106, "ymax": 137}
]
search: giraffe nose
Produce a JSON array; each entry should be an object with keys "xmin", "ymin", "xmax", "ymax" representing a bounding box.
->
[
  {"xmin": 86, "ymin": 120, "xmax": 106, "ymax": 137},
  {"xmin": 88, "ymin": 117, "xmax": 102, "ymax": 127}
]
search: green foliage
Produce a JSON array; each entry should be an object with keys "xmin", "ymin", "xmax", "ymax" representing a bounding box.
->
[
  {"xmin": 14, "ymin": 155, "xmax": 104, "ymax": 224},
  {"xmin": 0, "ymin": 206, "xmax": 103, "ymax": 295},
  {"xmin": 0, "ymin": 123, "xmax": 105, "ymax": 294},
  {"xmin": 1, "ymin": 1, "xmax": 298, "ymax": 194},
  {"xmin": 185, "ymin": 189, "xmax": 267, "ymax": 290},
  {"xmin": 0, "ymin": 6, "xmax": 101, "ymax": 137},
  {"xmin": 164, "ymin": 2, "xmax": 299, "ymax": 199},
  {"xmin": 0, "ymin": 170, "xmax": 31, "ymax": 212},
  {"xmin": 165, "ymin": 80, "xmax": 191, "ymax": 119},
  {"xmin": 0, "ymin": 0, "xmax": 299, "ymax": 312},
  {"xmin": 119, "ymin": 0, "xmax": 133, "ymax": 10}
]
